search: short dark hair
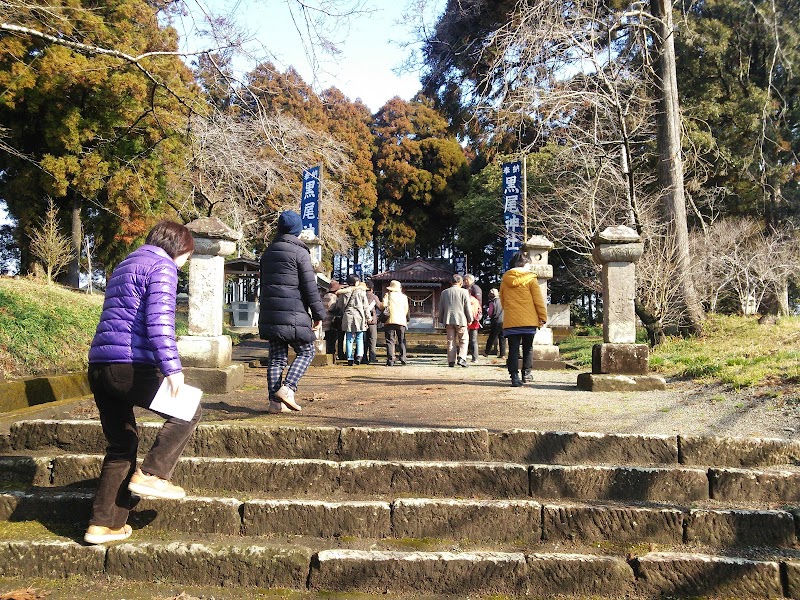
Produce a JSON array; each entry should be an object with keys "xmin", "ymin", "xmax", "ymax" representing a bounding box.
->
[
  {"xmin": 145, "ymin": 221, "xmax": 195, "ymax": 259},
  {"xmin": 510, "ymin": 252, "xmax": 531, "ymax": 269},
  {"xmin": 347, "ymin": 274, "xmax": 360, "ymax": 286},
  {"xmin": 365, "ymin": 279, "xmax": 374, "ymax": 290}
]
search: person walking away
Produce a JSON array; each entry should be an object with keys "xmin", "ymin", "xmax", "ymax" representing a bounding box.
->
[
  {"xmin": 322, "ymin": 280, "xmax": 342, "ymax": 356},
  {"xmin": 382, "ymin": 280, "xmax": 409, "ymax": 366},
  {"xmin": 467, "ymin": 288, "xmax": 482, "ymax": 362},
  {"xmin": 484, "ymin": 288, "xmax": 507, "ymax": 358},
  {"xmin": 499, "ymin": 252, "xmax": 547, "ymax": 387},
  {"xmin": 364, "ymin": 279, "xmax": 383, "ymax": 364},
  {"xmin": 337, "ymin": 274, "xmax": 369, "ymax": 365},
  {"xmin": 258, "ymin": 210, "xmax": 326, "ymax": 412},
  {"xmin": 84, "ymin": 220, "xmax": 199, "ymax": 545},
  {"xmin": 438, "ymin": 274, "xmax": 473, "ymax": 368},
  {"xmin": 463, "ymin": 273, "xmax": 483, "ymax": 305}
]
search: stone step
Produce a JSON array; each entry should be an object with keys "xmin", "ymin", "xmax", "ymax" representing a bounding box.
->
[
  {"xmin": 2, "ymin": 453, "xmax": 798, "ymax": 504},
  {"xmin": 1, "ymin": 490, "xmax": 796, "ymax": 548},
  {"xmin": 0, "ymin": 538, "xmax": 796, "ymax": 598},
  {"xmin": 10, "ymin": 419, "xmax": 800, "ymax": 467}
]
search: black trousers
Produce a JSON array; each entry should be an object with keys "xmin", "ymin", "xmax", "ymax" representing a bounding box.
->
[
  {"xmin": 87, "ymin": 363, "xmax": 201, "ymax": 529},
  {"xmin": 505, "ymin": 332, "xmax": 535, "ymax": 375},
  {"xmin": 485, "ymin": 321, "xmax": 507, "ymax": 357}
]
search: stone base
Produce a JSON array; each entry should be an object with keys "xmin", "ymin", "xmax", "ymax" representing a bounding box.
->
[
  {"xmin": 592, "ymin": 343, "xmax": 649, "ymax": 375},
  {"xmin": 531, "ymin": 344, "xmax": 561, "ymax": 362},
  {"xmin": 312, "ymin": 354, "xmax": 335, "ymax": 367},
  {"xmin": 183, "ymin": 363, "xmax": 245, "ymax": 394},
  {"xmin": 532, "ymin": 360, "xmax": 568, "ymax": 370},
  {"xmin": 178, "ymin": 335, "xmax": 232, "ymax": 369},
  {"xmin": 577, "ymin": 373, "xmax": 666, "ymax": 392}
]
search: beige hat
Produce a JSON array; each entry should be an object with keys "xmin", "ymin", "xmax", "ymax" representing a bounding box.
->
[{"xmin": 387, "ymin": 280, "xmax": 402, "ymax": 292}]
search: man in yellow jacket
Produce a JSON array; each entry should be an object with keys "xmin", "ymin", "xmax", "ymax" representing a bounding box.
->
[{"xmin": 499, "ymin": 252, "xmax": 548, "ymax": 387}]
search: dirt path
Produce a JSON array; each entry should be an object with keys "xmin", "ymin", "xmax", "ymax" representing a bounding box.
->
[{"xmin": 5, "ymin": 351, "xmax": 799, "ymax": 440}]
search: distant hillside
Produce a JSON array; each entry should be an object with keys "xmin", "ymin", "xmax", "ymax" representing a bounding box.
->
[{"xmin": 0, "ymin": 277, "xmax": 104, "ymax": 379}]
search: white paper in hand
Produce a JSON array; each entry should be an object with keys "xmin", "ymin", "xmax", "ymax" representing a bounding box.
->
[{"xmin": 149, "ymin": 378, "xmax": 202, "ymax": 421}]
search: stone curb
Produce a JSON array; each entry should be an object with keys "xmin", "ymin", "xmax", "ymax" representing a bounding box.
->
[
  {"xmin": 4, "ymin": 454, "xmax": 799, "ymax": 504},
  {"xmin": 680, "ymin": 435, "xmax": 800, "ymax": 467},
  {"xmin": 710, "ymin": 467, "xmax": 800, "ymax": 502},
  {"xmin": 526, "ymin": 553, "xmax": 635, "ymax": 597},
  {"xmin": 11, "ymin": 420, "xmax": 800, "ymax": 469},
  {"xmin": 0, "ymin": 374, "xmax": 91, "ymax": 414},
  {"xmin": 2, "ymin": 539, "xmax": 798, "ymax": 598},
  {"xmin": 490, "ymin": 430, "xmax": 678, "ymax": 465},
  {"xmin": 309, "ymin": 549, "xmax": 529, "ymax": 595},
  {"xmin": 106, "ymin": 541, "xmax": 312, "ymax": 588},
  {"xmin": 3, "ymin": 490, "xmax": 797, "ymax": 550},
  {"xmin": 685, "ymin": 508, "xmax": 796, "ymax": 547},
  {"xmin": 541, "ymin": 503, "xmax": 684, "ymax": 544},
  {"xmin": 634, "ymin": 552, "xmax": 783, "ymax": 598},
  {"xmin": 0, "ymin": 540, "xmax": 105, "ymax": 577},
  {"xmin": 338, "ymin": 427, "xmax": 489, "ymax": 461},
  {"xmin": 529, "ymin": 464, "xmax": 710, "ymax": 502},
  {"xmin": 243, "ymin": 499, "xmax": 391, "ymax": 538},
  {"xmin": 392, "ymin": 498, "xmax": 542, "ymax": 543}
]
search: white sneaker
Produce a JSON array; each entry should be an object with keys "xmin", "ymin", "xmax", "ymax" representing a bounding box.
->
[
  {"xmin": 268, "ymin": 400, "xmax": 290, "ymax": 414},
  {"xmin": 128, "ymin": 468, "xmax": 186, "ymax": 500},
  {"xmin": 274, "ymin": 385, "xmax": 301, "ymax": 411}
]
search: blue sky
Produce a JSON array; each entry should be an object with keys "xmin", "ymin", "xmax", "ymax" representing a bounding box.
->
[{"xmin": 183, "ymin": 0, "xmax": 445, "ymax": 112}]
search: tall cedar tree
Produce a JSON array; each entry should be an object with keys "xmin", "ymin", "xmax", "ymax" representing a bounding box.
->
[
  {"xmin": 0, "ymin": 0, "xmax": 198, "ymax": 277},
  {"xmin": 676, "ymin": 0, "xmax": 800, "ymax": 228},
  {"xmin": 372, "ymin": 96, "xmax": 469, "ymax": 267}
]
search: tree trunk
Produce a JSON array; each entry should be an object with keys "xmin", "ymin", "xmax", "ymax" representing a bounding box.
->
[
  {"xmin": 66, "ymin": 195, "xmax": 81, "ymax": 288},
  {"xmin": 650, "ymin": 0, "xmax": 705, "ymax": 335},
  {"xmin": 635, "ymin": 299, "xmax": 666, "ymax": 346}
]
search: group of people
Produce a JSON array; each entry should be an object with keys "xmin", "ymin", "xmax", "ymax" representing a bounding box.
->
[
  {"xmin": 321, "ymin": 277, "xmax": 409, "ymax": 367},
  {"xmin": 82, "ymin": 210, "xmax": 547, "ymax": 546}
]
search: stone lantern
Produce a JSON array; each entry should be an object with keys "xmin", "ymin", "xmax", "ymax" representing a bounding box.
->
[
  {"xmin": 523, "ymin": 235, "xmax": 565, "ymax": 369},
  {"xmin": 178, "ymin": 217, "xmax": 246, "ymax": 393},
  {"xmin": 577, "ymin": 225, "xmax": 665, "ymax": 391}
]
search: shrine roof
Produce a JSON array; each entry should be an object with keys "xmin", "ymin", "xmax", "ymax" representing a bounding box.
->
[{"xmin": 371, "ymin": 259, "xmax": 454, "ymax": 284}]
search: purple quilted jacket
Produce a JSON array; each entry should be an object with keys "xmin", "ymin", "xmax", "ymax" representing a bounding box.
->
[{"xmin": 88, "ymin": 244, "xmax": 182, "ymax": 376}]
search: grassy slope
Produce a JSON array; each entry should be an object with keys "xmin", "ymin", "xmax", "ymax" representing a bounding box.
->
[
  {"xmin": 559, "ymin": 315, "xmax": 800, "ymax": 390},
  {"xmin": 0, "ymin": 278, "xmax": 104, "ymax": 378}
]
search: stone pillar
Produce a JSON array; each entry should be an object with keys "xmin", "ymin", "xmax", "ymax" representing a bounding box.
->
[
  {"xmin": 178, "ymin": 217, "xmax": 246, "ymax": 394},
  {"xmin": 524, "ymin": 235, "xmax": 565, "ymax": 369},
  {"xmin": 577, "ymin": 226, "xmax": 665, "ymax": 391},
  {"xmin": 299, "ymin": 229, "xmax": 332, "ymax": 366}
]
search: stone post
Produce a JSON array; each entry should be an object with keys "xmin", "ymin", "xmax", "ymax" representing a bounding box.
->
[
  {"xmin": 299, "ymin": 229, "xmax": 331, "ymax": 364},
  {"xmin": 524, "ymin": 235, "xmax": 565, "ymax": 369},
  {"xmin": 577, "ymin": 225, "xmax": 665, "ymax": 391},
  {"xmin": 178, "ymin": 217, "xmax": 246, "ymax": 393}
]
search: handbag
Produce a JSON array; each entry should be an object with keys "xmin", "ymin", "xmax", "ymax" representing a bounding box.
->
[{"xmin": 378, "ymin": 310, "xmax": 389, "ymax": 324}]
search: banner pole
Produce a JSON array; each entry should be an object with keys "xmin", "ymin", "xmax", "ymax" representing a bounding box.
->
[{"xmin": 522, "ymin": 153, "xmax": 528, "ymax": 241}]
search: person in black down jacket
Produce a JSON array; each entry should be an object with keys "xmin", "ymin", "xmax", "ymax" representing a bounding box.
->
[{"xmin": 258, "ymin": 211, "xmax": 326, "ymax": 413}]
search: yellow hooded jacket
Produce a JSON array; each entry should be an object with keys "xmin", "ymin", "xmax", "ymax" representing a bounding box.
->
[{"xmin": 499, "ymin": 267, "xmax": 548, "ymax": 329}]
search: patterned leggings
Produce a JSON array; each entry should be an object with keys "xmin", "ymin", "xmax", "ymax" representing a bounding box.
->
[{"xmin": 267, "ymin": 338, "xmax": 316, "ymax": 396}]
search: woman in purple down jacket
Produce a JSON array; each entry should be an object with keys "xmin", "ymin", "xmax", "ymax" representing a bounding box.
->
[{"xmin": 84, "ymin": 221, "xmax": 199, "ymax": 546}]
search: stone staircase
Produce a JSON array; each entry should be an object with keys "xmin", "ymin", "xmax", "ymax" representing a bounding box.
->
[{"xmin": 1, "ymin": 420, "xmax": 799, "ymax": 598}]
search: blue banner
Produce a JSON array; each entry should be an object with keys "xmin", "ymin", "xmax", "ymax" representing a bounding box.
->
[
  {"xmin": 354, "ymin": 263, "xmax": 363, "ymax": 279},
  {"xmin": 300, "ymin": 166, "xmax": 321, "ymax": 236},
  {"xmin": 454, "ymin": 255, "xmax": 467, "ymax": 275},
  {"xmin": 502, "ymin": 161, "xmax": 523, "ymax": 271}
]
